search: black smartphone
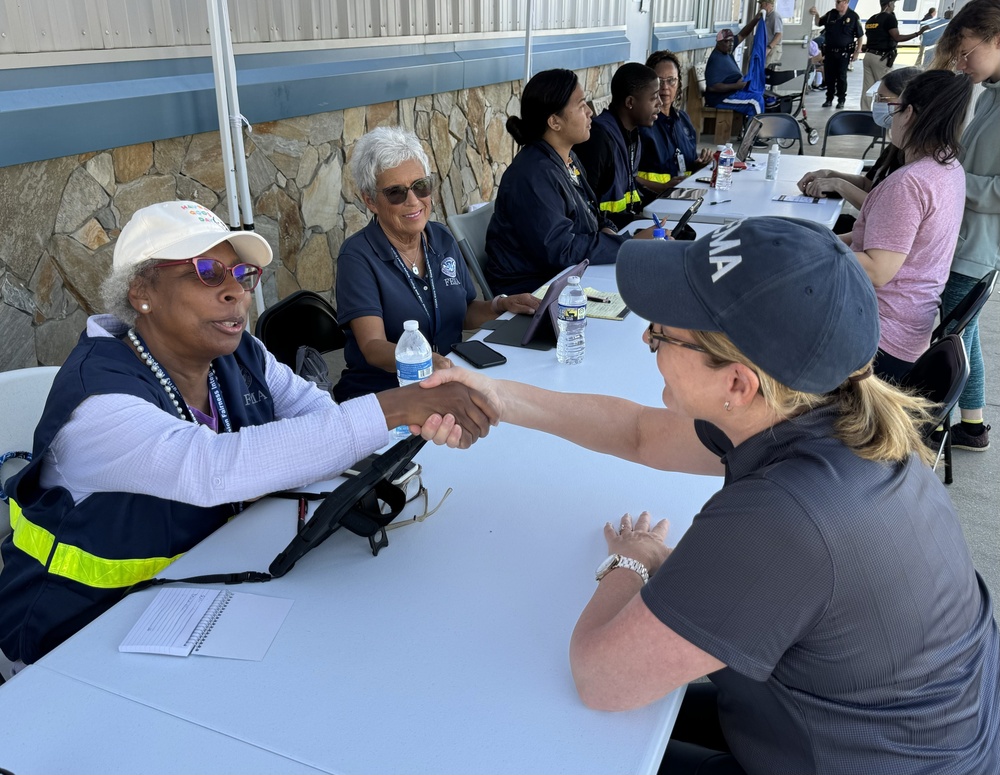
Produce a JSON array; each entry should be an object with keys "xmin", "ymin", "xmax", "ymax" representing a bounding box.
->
[
  {"xmin": 345, "ymin": 453, "xmax": 419, "ymax": 486},
  {"xmin": 672, "ymin": 198, "xmax": 703, "ymax": 234},
  {"xmin": 695, "ymin": 176, "xmax": 713, "ymax": 184},
  {"xmin": 450, "ymin": 340, "xmax": 507, "ymax": 369}
]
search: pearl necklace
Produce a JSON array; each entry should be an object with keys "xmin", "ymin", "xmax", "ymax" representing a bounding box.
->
[{"xmin": 127, "ymin": 327, "xmax": 197, "ymax": 420}]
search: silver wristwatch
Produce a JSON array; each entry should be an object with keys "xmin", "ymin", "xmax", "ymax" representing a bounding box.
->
[{"xmin": 595, "ymin": 554, "xmax": 649, "ymax": 584}]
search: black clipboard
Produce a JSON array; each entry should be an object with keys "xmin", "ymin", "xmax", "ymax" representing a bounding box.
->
[
  {"xmin": 269, "ymin": 435, "xmax": 427, "ymax": 576},
  {"xmin": 484, "ymin": 258, "xmax": 589, "ymax": 351}
]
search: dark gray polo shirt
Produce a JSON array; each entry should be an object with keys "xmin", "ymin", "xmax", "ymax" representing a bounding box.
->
[{"xmin": 642, "ymin": 404, "xmax": 999, "ymax": 774}]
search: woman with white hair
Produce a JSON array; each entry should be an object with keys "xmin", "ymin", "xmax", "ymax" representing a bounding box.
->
[{"xmin": 334, "ymin": 126, "xmax": 538, "ymax": 401}]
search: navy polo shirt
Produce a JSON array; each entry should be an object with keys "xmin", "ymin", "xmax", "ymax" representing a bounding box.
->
[
  {"xmin": 638, "ymin": 107, "xmax": 699, "ymax": 181},
  {"xmin": 334, "ymin": 218, "xmax": 476, "ymax": 401},
  {"xmin": 705, "ymin": 49, "xmax": 744, "ymax": 108}
]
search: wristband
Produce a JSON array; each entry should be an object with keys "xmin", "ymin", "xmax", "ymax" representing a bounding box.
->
[{"xmin": 491, "ymin": 294, "xmax": 508, "ymax": 314}]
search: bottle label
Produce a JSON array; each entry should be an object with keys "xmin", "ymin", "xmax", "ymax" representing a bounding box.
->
[
  {"xmin": 397, "ymin": 359, "xmax": 433, "ymax": 383},
  {"xmin": 558, "ymin": 303, "xmax": 587, "ymax": 322}
]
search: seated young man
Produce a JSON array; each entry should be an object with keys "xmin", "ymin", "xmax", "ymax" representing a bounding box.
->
[{"xmin": 572, "ymin": 62, "xmax": 661, "ymax": 230}]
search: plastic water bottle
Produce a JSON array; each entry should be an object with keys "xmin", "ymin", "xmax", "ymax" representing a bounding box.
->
[
  {"xmin": 652, "ymin": 225, "xmax": 667, "ymax": 240},
  {"xmin": 765, "ymin": 143, "xmax": 781, "ymax": 181},
  {"xmin": 556, "ymin": 276, "xmax": 587, "ymax": 365},
  {"xmin": 716, "ymin": 143, "xmax": 736, "ymax": 191},
  {"xmin": 393, "ymin": 320, "xmax": 433, "ymax": 438}
]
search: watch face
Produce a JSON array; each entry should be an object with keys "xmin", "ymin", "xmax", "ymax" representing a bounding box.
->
[{"xmin": 596, "ymin": 554, "xmax": 618, "ymax": 578}]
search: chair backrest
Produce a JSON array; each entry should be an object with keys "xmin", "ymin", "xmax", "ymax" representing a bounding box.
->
[
  {"xmin": 446, "ymin": 201, "xmax": 495, "ymax": 300},
  {"xmin": 898, "ymin": 334, "xmax": 970, "ymax": 438},
  {"xmin": 932, "ymin": 269, "xmax": 998, "ymax": 343},
  {"xmin": 754, "ymin": 113, "xmax": 803, "ymax": 154},
  {"xmin": 0, "ymin": 366, "xmax": 60, "ymax": 542},
  {"xmin": 254, "ymin": 290, "xmax": 346, "ymax": 370},
  {"xmin": 821, "ymin": 110, "xmax": 885, "ymax": 157}
]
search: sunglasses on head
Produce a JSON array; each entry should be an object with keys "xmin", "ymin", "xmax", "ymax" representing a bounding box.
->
[
  {"xmin": 154, "ymin": 256, "xmax": 262, "ymax": 291},
  {"xmin": 380, "ymin": 176, "xmax": 434, "ymax": 205}
]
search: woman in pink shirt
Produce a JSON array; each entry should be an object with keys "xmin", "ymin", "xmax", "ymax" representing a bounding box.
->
[{"xmin": 840, "ymin": 69, "xmax": 972, "ymax": 382}]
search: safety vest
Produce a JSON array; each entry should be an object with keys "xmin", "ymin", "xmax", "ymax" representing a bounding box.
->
[
  {"xmin": 591, "ymin": 110, "xmax": 643, "ymax": 217},
  {"xmin": 638, "ymin": 108, "xmax": 699, "ymax": 184},
  {"xmin": 0, "ymin": 330, "xmax": 274, "ymax": 664}
]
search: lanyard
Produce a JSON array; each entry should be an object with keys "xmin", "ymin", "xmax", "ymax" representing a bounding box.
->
[
  {"xmin": 389, "ymin": 235, "xmax": 442, "ymax": 346},
  {"xmin": 129, "ymin": 329, "xmax": 233, "ymax": 434}
]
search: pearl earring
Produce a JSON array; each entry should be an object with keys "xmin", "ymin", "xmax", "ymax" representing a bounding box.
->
[{"xmin": 140, "ymin": 303, "xmax": 150, "ymax": 312}]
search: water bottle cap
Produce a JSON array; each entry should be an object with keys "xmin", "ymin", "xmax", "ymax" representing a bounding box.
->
[
  {"xmin": 771, "ymin": 143, "xmax": 780, "ymax": 152},
  {"xmin": 652, "ymin": 227, "xmax": 666, "ymax": 239},
  {"xmin": 567, "ymin": 275, "xmax": 581, "ymax": 284},
  {"xmin": 403, "ymin": 320, "xmax": 419, "ymax": 330}
]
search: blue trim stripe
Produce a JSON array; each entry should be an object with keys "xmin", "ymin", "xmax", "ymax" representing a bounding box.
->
[{"xmin": 0, "ymin": 31, "xmax": 628, "ymax": 168}]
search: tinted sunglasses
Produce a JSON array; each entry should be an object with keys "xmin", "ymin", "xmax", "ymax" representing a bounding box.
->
[
  {"xmin": 380, "ymin": 176, "xmax": 434, "ymax": 205},
  {"xmin": 154, "ymin": 256, "xmax": 262, "ymax": 291}
]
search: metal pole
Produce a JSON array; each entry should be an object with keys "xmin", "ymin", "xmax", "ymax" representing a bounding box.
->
[
  {"xmin": 523, "ymin": 0, "xmax": 535, "ymax": 85},
  {"xmin": 206, "ymin": 0, "xmax": 264, "ymax": 316}
]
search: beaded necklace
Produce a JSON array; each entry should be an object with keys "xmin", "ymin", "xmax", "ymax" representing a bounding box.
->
[{"xmin": 126, "ymin": 328, "xmax": 231, "ymax": 433}]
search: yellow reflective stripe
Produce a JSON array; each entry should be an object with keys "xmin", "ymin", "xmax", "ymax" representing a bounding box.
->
[
  {"xmin": 9, "ymin": 499, "xmax": 182, "ymax": 589},
  {"xmin": 49, "ymin": 544, "xmax": 180, "ymax": 589},
  {"xmin": 638, "ymin": 171, "xmax": 673, "ymax": 184},
  {"xmin": 10, "ymin": 500, "xmax": 55, "ymax": 568},
  {"xmin": 599, "ymin": 189, "xmax": 643, "ymax": 213}
]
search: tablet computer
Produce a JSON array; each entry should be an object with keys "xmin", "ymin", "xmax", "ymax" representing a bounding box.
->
[
  {"xmin": 268, "ymin": 435, "xmax": 427, "ymax": 576},
  {"xmin": 484, "ymin": 258, "xmax": 590, "ymax": 350}
]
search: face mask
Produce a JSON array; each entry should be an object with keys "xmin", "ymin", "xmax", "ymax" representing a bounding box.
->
[{"xmin": 872, "ymin": 101, "xmax": 894, "ymax": 129}]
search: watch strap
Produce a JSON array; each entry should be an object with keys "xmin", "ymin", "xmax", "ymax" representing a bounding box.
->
[{"xmin": 596, "ymin": 554, "xmax": 649, "ymax": 584}]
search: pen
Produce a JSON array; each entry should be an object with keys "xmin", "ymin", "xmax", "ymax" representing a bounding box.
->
[
  {"xmin": 297, "ymin": 497, "xmax": 307, "ymax": 533},
  {"xmin": 710, "ymin": 200, "xmax": 732, "ymax": 205},
  {"xmin": 587, "ymin": 294, "xmax": 612, "ymax": 304}
]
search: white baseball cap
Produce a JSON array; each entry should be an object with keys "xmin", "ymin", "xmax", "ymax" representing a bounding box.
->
[{"xmin": 114, "ymin": 201, "xmax": 273, "ymax": 270}]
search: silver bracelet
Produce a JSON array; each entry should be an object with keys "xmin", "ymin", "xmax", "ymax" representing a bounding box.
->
[{"xmin": 491, "ymin": 294, "xmax": 508, "ymax": 314}]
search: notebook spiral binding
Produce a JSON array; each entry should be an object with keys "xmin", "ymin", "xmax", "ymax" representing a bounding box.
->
[{"xmin": 190, "ymin": 589, "xmax": 234, "ymax": 653}]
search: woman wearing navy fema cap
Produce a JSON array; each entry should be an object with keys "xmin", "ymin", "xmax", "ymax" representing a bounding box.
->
[{"xmin": 418, "ymin": 216, "xmax": 999, "ymax": 774}]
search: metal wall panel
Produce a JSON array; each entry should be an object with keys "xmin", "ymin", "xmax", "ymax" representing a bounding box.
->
[{"xmin": 0, "ymin": 0, "xmax": 635, "ymax": 52}]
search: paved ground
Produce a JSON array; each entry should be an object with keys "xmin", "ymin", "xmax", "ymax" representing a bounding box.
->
[{"xmin": 792, "ymin": 62, "xmax": 1000, "ymax": 603}]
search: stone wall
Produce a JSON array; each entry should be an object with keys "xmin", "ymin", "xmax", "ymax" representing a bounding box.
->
[{"xmin": 0, "ymin": 64, "xmax": 614, "ymax": 372}]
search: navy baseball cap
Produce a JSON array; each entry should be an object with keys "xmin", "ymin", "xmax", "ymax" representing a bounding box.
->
[{"xmin": 616, "ymin": 217, "xmax": 879, "ymax": 394}]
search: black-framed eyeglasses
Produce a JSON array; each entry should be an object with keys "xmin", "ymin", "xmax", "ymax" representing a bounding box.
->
[
  {"xmin": 153, "ymin": 257, "xmax": 262, "ymax": 291},
  {"xmin": 380, "ymin": 176, "xmax": 435, "ymax": 205},
  {"xmin": 646, "ymin": 323, "xmax": 709, "ymax": 355}
]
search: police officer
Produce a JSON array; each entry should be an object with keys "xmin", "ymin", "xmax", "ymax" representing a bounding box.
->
[
  {"xmin": 810, "ymin": 0, "xmax": 864, "ymax": 108},
  {"xmin": 860, "ymin": 0, "xmax": 930, "ymax": 110}
]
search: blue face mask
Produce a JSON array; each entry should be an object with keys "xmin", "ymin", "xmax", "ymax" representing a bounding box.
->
[{"xmin": 872, "ymin": 101, "xmax": 894, "ymax": 129}]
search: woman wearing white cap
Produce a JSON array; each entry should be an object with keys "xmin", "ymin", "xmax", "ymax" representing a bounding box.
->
[
  {"xmin": 0, "ymin": 200, "xmax": 495, "ymax": 667},
  {"xmin": 419, "ymin": 217, "xmax": 999, "ymax": 774}
]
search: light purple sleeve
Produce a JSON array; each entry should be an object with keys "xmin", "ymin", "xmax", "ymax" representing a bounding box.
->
[{"xmin": 41, "ymin": 349, "xmax": 391, "ymax": 507}]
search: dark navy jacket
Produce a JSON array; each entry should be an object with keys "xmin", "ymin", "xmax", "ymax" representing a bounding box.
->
[
  {"xmin": 638, "ymin": 108, "xmax": 699, "ymax": 184},
  {"xmin": 573, "ymin": 110, "xmax": 643, "ymax": 230},
  {"xmin": 485, "ymin": 140, "xmax": 626, "ymax": 296},
  {"xmin": 0, "ymin": 330, "xmax": 274, "ymax": 664}
]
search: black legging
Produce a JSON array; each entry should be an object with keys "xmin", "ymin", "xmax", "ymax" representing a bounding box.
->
[{"xmin": 658, "ymin": 683, "xmax": 748, "ymax": 775}]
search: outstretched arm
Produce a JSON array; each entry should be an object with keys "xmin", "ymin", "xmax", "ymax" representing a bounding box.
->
[{"xmin": 419, "ymin": 367, "xmax": 725, "ymax": 476}]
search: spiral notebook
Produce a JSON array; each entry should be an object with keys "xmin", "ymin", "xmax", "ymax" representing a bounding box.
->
[{"xmin": 119, "ymin": 587, "xmax": 293, "ymax": 660}]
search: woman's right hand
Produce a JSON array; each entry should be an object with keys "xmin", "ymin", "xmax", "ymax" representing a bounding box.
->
[
  {"xmin": 418, "ymin": 367, "xmax": 504, "ymax": 426},
  {"xmin": 797, "ymin": 168, "xmax": 832, "ymax": 193}
]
